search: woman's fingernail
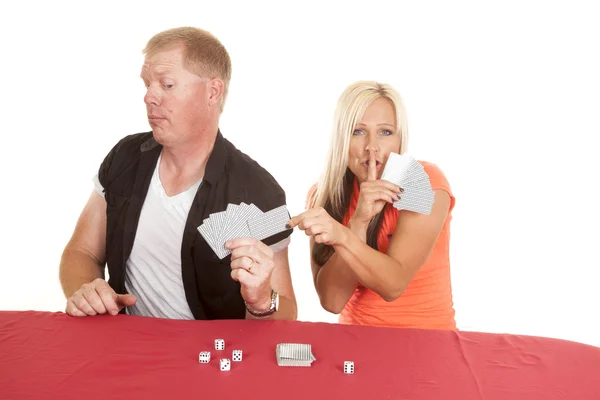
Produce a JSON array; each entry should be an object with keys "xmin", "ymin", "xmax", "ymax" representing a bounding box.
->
[{"xmin": 285, "ymin": 223, "xmax": 291, "ymax": 229}]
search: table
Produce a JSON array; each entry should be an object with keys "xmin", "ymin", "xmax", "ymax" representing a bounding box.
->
[{"xmin": 1, "ymin": 311, "xmax": 599, "ymax": 399}]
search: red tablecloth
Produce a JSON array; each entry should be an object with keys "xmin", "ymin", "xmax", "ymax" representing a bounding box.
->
[{"xmin": 0, "ymin": 311, "xmax": 599, "ymax": 399}]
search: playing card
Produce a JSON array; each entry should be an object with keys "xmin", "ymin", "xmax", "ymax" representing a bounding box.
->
[
  {"xmin": 381, "ymin": 152, "xmax": 434, "ymax": 215},
  {"xmin": 208, "ymin": 210, "xmax": 226, "ymax": 245},
  {"xmin": 247, "ymin": 205, "xmax": 290, "ymax": 241},
  {"xmin": 381, "ymin": 151, "xmax": 414, "ymax": 183},
  {"xmin": 394, "ymin": 186, "xmax": 434, "ymax": 214},
  {"xmin": 198, "ymin": 217, "xmax": 220, "ymax": 256},
  {"xmin": 216, "ymin": 203, "xmax": 262, "ymax": 259},
  {"xmin": 398, "ymin": 161, "xmax": 429, "ymax": 186},
  {"xmin": 218, "ymin": 203, "xmax": 240, "ymax": 245}
]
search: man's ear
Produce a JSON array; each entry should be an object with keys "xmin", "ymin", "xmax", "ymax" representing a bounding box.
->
[{"xmin": 208, "ymin": 78, "xmax": 224, "ymax": 108}]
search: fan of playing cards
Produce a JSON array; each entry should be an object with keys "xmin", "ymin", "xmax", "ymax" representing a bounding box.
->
[
  {"xmin": 381, "ymin": 152, "xmax": 434, "ymax": 215},
  {"xmin": 197, "ymin": 203, "xmax": 291, "ymax": 259},
  {"xmin": 276, "ymin": 343, "xmax": 316, "ymax": 367}
]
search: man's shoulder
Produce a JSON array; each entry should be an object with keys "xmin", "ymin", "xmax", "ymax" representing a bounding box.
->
[
  {"xmin": 215, "ymin": 138, "xmax": 291, "ymax": 245},
  {"xmin": 98, "ymin": 131, "xmax": 155, "ymax": 187},
  {"xmin": 223, "ymin": 139, "xmax": 284, "ymax": 193},
  {"xmin": 107, "ymin": 131, "xmax": 155, "ymax": 157}
]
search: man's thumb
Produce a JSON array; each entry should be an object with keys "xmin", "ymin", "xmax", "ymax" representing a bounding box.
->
[{"xmin": 116, "ymin": 294, "xmax": 137, "ymax": 308}]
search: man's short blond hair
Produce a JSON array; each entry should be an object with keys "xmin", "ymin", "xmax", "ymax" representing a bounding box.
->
[{"xmin": 143, "ymin": 27, "xmax": 232, "ymax": 113}]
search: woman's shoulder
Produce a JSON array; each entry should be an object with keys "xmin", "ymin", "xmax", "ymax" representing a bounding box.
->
[
  {"xmin": 417, "ymin": 160, "xmax": 455, "ymax": 212},
  {"xmin": 417, "ymin": 160, "xmax": 451, "ymax": 191}
]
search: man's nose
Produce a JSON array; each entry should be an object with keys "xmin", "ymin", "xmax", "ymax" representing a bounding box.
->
[{"xmin": 144, "ymin": 85, "xmax": 160, "ymax": 106}]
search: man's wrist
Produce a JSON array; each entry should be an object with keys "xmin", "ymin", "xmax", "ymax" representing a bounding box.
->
[
  {"xmin": 245, "ymin": 289, "xmax": 273, "ymax": 311},
  {"xmin": 246, "ymin": 297, "xmax": 272, "ymax": 312},
  {"xmin": 245, "ymin": 289, "xmax": 278, "ymax": 317}
]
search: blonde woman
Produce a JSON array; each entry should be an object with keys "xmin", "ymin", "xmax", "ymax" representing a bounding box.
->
[{"xmin": 288, "ymin": 81, "xmax": 457, "ymax": 330}]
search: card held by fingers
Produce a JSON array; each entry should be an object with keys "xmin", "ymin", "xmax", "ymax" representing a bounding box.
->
[
  {"xmin": 197, "ymin": 203, "xmax": 292, "ymax": 259},
  {"xmin": 381, "ymin": 152, "xmax": 435, "ymax": 215}
]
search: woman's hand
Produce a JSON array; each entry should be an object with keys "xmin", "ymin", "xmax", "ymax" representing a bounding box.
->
[
  {"xmin": 288, "ymin": 207, "xmax": 348, "ymax": 246},
  {"xmin": 352, "ymin": 153, "xmax": 403, "ymax": 226}
]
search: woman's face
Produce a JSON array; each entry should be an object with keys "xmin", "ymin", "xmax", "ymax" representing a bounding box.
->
[{"xmin": 348, "ymin": 97, "xmax": 401, "ymax": 184}]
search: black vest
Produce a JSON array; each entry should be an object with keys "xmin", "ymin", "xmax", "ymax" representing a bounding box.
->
[{"xmin": 98, "ymin": 130, "xmax": 291, "ymax": 319}]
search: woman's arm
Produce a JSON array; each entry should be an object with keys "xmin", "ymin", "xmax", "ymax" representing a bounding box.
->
[
  {"xmin": 292, "ymin": 175, "xmax": 450, "ymax": 309},
  {"xmin": 333, "ymin": 190, "xmax": 451, "ymax": 301},
  {"xmin": 310, "ymin": 218, "xmax": 368, "ymax": 314}
]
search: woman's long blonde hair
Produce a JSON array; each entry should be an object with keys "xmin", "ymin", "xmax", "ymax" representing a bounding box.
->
[{"xmin": 310, "ymin": 81, "xmax": 409, "ymax": 266}]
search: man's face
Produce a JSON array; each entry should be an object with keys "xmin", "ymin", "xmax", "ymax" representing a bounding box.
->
[{"xmin": 140, "ymin": 46, "xmax": 209, "ymax": 146}]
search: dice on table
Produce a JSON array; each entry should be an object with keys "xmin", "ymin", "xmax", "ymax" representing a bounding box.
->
[
  {"xmin": 232, "ymin": 349, "xmax": 242, "ymax": 362},
  {"xmin": 220, "ymin": 358, "xmax": 231, "ymax": 371},
  {"xmin": 198, "ymin": 351, "xmax": 211, "ymax": 364},
  {"xmin": 344, "ymin": 361, "xmax": 354, "ymax": 374},
  {"xmin": 215, "ymin": 339, "xmax": 225, "ymax": 350}
]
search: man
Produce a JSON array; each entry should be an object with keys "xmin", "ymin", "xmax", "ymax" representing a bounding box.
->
[{"xmin": 59, "ymin": 27, "xmax": 297, "ymax": 321}]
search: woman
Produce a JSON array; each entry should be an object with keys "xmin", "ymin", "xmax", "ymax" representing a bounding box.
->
[{"xmin": 288, "ymin": 81, "xmax": 457, "ymax": 330}]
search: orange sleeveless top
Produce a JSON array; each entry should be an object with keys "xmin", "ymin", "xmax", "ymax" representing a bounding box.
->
[{"xmin": 309, "ymin": 161, "xmax": 457, "ymax": 330}]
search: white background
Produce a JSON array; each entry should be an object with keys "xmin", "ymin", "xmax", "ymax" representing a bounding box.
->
[{"xmin": 1, "ymin": 1, "xmax": 598, "ymax": 347}]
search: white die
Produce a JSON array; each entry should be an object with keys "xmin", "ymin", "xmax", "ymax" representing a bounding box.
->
[
  {"xmin": 344, "ymin": 361, "xmax": 354, "ymax": 374},
  {"xmin": 198, "ymin": 351, "xmax": 211, "ymax": 363},
  {"xmin": 220, "ymin": 358, "xmax": 231, "ymax": 371},
  {"xmin": 214, "ymin": 339, "xmax": 225, "ymax": 350},
  {"xmin": 232, "ymin": 350, "xmax": 243, "ymax": 362}
]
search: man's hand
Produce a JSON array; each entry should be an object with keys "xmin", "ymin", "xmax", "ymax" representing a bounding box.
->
[
  {"xmin": 65, "ymin": 278, "xmax": 136, "ymax": 317},
  {"xmin": 226, "ymin": 238, "xmax": 275, "ymax": 311}
]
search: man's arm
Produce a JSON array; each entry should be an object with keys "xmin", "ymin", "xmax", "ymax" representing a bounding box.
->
[
  {"xmin": 59, "ymin": 190, "xmax": 107, "ymax": 298},
  {"xmin": 245, "ymin": 247, "xmax": 297, "ymax": 320}
]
